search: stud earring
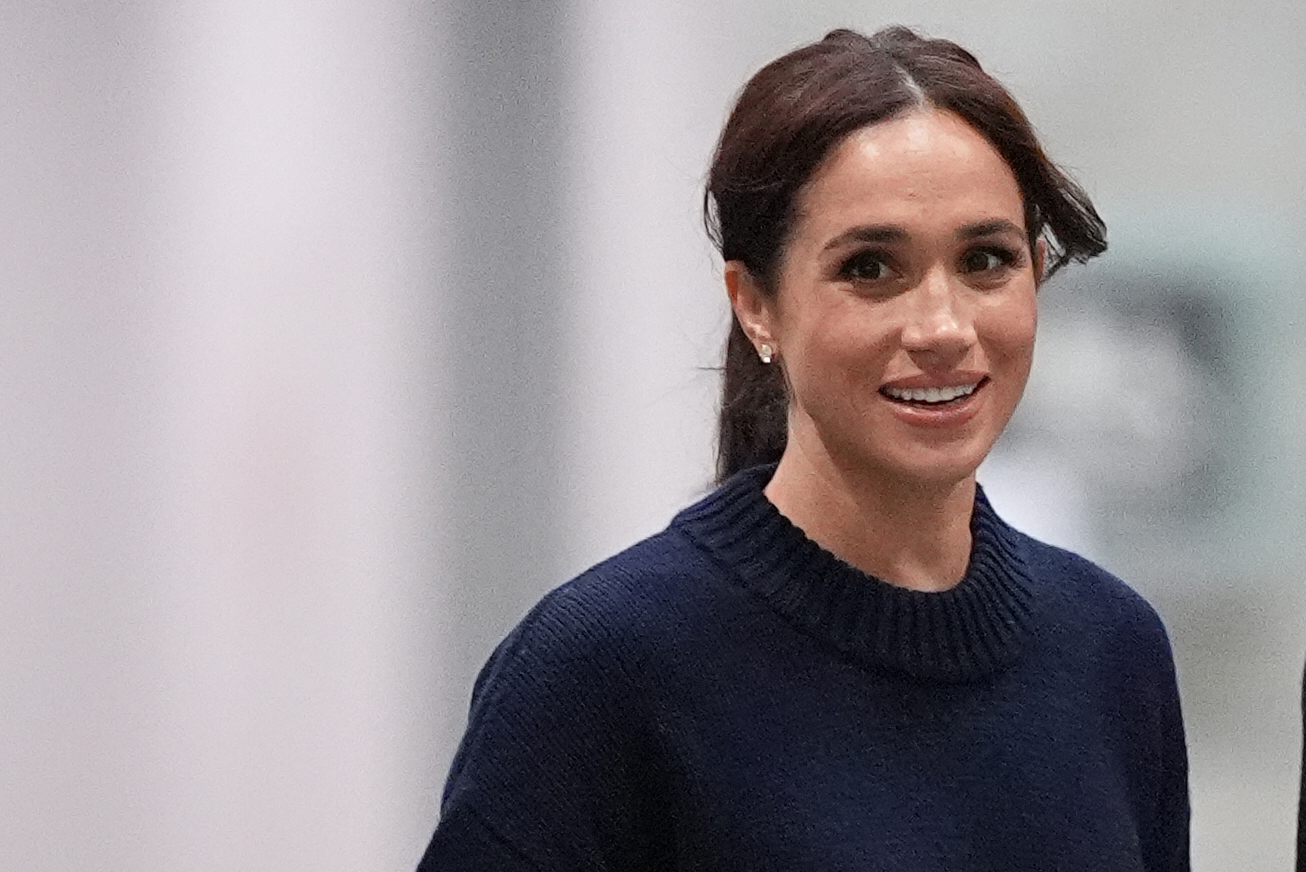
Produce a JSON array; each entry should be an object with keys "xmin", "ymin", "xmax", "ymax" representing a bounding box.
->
[{"xmin": 758, "ymin": 343, "xmax": 774, "ymax": 364}]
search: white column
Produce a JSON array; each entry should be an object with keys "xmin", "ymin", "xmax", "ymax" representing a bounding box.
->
[
  {"xmin": 0, "ymin": 2, "xmax": 448, "ymax": 868},
  {"xmin": 560, "ymin": 2, "xmax": 735, "ymax": 576},
  {"xmin": 150, "ymin": 3, "xmax": 447, "ymax": 868}
]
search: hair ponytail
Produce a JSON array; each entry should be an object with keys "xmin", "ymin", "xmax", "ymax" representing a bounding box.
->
[{"xmin": 717, "ymin": 319, "xmax": 787, "ymax": 482}]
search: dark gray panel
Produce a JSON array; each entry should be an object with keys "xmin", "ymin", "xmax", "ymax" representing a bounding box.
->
[{"xmin": 442, "ymin": 2, "xmax": 569, "ymax": 697}]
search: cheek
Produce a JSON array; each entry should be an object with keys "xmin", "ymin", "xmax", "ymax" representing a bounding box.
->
[
  {"xmin": 986, "ymin": 293, "xmax": 1038, "ymax": 362},
  {"xmin": 779, "ymin": 321, "xmax": 881, "ymax": 419},
  {"xmin": 791, "ymin": 311, "xmax": 892, "ymax": 387}
]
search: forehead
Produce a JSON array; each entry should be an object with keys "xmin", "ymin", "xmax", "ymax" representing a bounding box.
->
[{"xmin": 793, "ymin": 108, "xmax": 1026, "ymax": 241}]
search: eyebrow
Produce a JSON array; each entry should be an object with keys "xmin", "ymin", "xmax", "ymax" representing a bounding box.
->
[
  {"xmin": 822, "ymin": 219, "xmax": 1026, "ymax": 252},
  {"xmin": 822, "ymin": 226, "xmax": 908, "ymax": 251},
  {"xmin": 957, "ymin": 219, "xmax": 1025, "ymax": 240}
]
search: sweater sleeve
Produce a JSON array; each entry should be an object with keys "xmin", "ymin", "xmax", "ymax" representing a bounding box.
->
[
  {"xmin": 1142, "ymin": 633, "xmax": 1191, "ymax": 872},
  {"xmin": 416, "ymin": 584, "xmax": 658, "ymax": 872},
  {"xmin": 417, "ymin": 801, "xmax": 543, "ymax": 871},
  {"xmin": 1071, "ymin": 555, "xmax": 1191, "ymax": 872}
]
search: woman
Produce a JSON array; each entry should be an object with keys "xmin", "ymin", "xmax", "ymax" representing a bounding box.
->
[{"xmin": 419, "ymin": 27, "xmax": 1189, "ymax": 871}]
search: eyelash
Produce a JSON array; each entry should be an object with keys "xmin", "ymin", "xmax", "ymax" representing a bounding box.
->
[
  {"xmin": 836, "ymin": 250, "xmax": 896, "ymax": 282},
  {"xmin": 961, "ymin": 246, "xmax": 1022, "ymax": 274},
  {"xmin": 835, "ymin": 245, "xmax": 1024, "ymax": 284}
]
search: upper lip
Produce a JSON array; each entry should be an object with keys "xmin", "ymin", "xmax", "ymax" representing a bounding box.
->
[{"xmin": 880, "ymin": 372, "xmax": 988, "ymax": 392}]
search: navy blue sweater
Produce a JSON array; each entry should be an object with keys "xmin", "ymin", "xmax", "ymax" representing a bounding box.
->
[{"xmin": 420, "ymin": 466, "xmax": 1190, "ymax": 870}]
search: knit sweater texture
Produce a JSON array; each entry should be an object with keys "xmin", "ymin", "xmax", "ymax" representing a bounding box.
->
[{"xmin": 419, "ymin": 466, "xmax": 1190, "ymax": 871}]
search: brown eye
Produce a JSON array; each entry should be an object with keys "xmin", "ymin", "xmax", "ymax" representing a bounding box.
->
[
  {"xmin": 966, "ymin": 250, "xmax": 1003, "ymax": 270},
  {"xmin": 961, "ymin": 245, "xmax": 1018, "ymax": 272},
  {"xmin": 839, "ymin": 252, "xmax": 896, "ymax": 282}
]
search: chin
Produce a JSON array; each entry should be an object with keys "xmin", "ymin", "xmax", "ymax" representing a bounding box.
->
[{"xmin": 867, "ymin": 443, "xmax": 994, "ymax": 490}]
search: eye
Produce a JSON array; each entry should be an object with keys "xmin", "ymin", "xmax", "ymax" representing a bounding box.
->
[
  {"xmin": 838, "ymin": 250, "xmax": 898, "ymax": 283},
  {"xmin": 961, "ymin": 246, "xmax": 1020, "ymax": 275}
]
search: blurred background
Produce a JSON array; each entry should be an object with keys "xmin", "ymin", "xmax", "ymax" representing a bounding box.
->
[{"xmin": 2, "ymin": 1, "xmax": 1303, "ymax": 869}]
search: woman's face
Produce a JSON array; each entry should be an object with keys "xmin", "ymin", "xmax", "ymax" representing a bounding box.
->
[{"xmin": 731, "ymin": 108, "xmax": 1039, "ymax": 489}]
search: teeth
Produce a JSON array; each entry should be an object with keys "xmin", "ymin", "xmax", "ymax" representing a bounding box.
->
[{"xmin": 883, "ymin": 383, "xmax": 978, "ymax": 404}]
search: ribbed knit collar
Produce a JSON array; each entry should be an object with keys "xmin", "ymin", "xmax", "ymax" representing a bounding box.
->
[{"xmin": 674, "ymin": 465, "xmax": 1038, "ymax": 684}]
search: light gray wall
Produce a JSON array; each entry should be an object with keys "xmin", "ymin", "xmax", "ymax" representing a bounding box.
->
[{"xmin": 2, "ymin": 1, "xmax": 1302, "ymax": 870}]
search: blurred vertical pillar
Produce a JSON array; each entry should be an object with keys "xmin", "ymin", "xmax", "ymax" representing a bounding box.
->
[
  {"xmin": 440, "ymin": 2, "xmax": 569, "ymax": 702},
  {"xmin": 0, "ymin": 3, "xmax": 168, "ymax": 869},
  {"xmin": 558, "ymin": 2, "xmax": 731, "ymax": 573},
  {"xmin": 150, "ymin": 2, "xmax": 447, "ymax": 868},
  {"xmin": 2, "ymin": 0, "xmax": 449, "ymax": 869}
]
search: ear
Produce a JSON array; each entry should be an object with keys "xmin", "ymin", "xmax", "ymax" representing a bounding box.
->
[
  {"xmin": 1033, "ymin": 238, "xmax": 1049, "ymax": 289},
  {"xmin": 724, "ymin": 260, "xmax": 779, "ymax": 357}
]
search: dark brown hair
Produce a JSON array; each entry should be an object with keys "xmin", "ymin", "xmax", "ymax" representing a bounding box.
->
[{"xmin": 706, "ymin": 27, "xmax": 1107, "ymax": 482}]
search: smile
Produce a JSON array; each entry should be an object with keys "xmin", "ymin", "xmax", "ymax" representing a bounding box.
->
[{"xmin": 881, "ymin": 380, "xmax": 985, "ymax": 406}]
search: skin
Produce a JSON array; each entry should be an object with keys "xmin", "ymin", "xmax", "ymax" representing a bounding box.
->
[{"xmin": 727, "ymin": 107, "xmax": 1042, "ymax": 592}]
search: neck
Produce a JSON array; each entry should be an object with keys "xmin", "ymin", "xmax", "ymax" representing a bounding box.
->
[{"xmin": 763, "ymin": 443, "xmax": 976, "ymax": 592}]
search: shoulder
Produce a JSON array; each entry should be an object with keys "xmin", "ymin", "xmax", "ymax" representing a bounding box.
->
[
  {"xmin": 1008, "ymin": 532, "xmax": 1187, "ymax": 769},
  {"xmin": 464, "ymin": 525, "xmax": 729, "ymax": 718},
  {"xmin": 521, "ymin": 524, "xmax": 727, "ymax": 655},
  {"xmin": 1017, "ymin": 531, "xmax": 1162, "ymax": 620},
  {"xmin": 436, "ymin": 526, "xmax": 728, "ymax": 868},
  {"xmin": 1012, "ymin": 530, "xmax": 1176, "ymax": 666}
]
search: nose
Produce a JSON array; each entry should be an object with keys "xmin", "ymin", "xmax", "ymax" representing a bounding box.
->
[{"xmin": 900, "ymin": 268, "xmax": 975, "ymax": 369}]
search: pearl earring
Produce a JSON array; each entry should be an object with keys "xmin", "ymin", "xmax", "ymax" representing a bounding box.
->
[{"xmin": 758, "ymin": 343, "xmax": 774, "ymax": 364}]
